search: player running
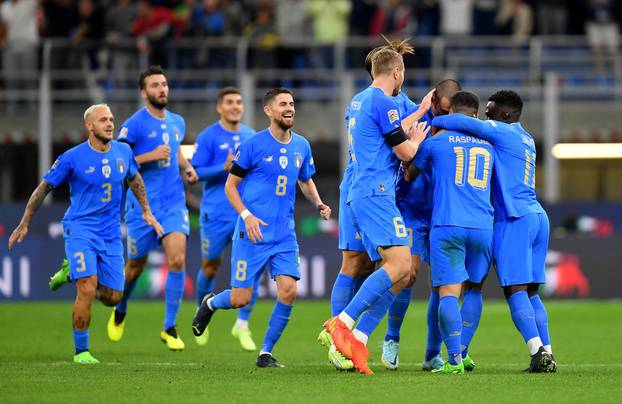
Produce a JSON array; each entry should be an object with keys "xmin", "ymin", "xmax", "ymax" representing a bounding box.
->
[
  {"xmin": 432, "ymin": 90, "xmax": 556, "ymax": 373},
  {"xmin": 192, "ymin": 88, "xmax": 331, "ymax": 368},
  {"xmin": 323, "ymin": 48, "xmax": 428, "ymax": 374},
  {"xmin": 9, "ymin": 104, "xmax": 163, "ymax": 364},
  {"xmin": 107, "ymin": 66, "xmax": 199, "ymax": 351},
  {"xmin": 413, "ymin": 91, "xmax": 494, "ymax": 374},
  {"xmin": 191, "ymin": 87, "xmax": 259, "ymax": 351}
]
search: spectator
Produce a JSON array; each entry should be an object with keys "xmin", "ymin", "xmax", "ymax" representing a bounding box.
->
[
  {"xmin": 0, "ymin": 0, "xmax": 40, "ymax": 113},
  {"xmin": 222, "ymin": 0, "xmax": 250, "ymax": 36},
  {"xmin": 439, "ymin": 0, "xmax": 474, "ymax": 36},
  {"xmin": 307, "ymin": 0, "xmax": 351, "ymax": 68},
  {"xmin": 495, "ymin": 0, "xmax": 533, "ymax": 42},
  {"xmin": 414, "ymin": 0, "xmax": 440, "ymax": 36},
  {"xmin": 535, "ymin": 0, "xmax": 567, "ymax": 35},
  {"xmin": 370, "ymin": 0, "xmax": 416, "ymax": 38},
  {"xmin": 105, "ymin": 0, "xmax": 137, "ymax": 87},
  {"xmin": 585, "ymin": 0, "xmax": 620, "ymax": 71},
  {"xmin": 349, "ymin": 0, "xmax": 377, "ymax": 37},
  {"xmin": 133, "ymin": 0, "xmax": 179, "ymax": 66},
  {"xmin": 244, "ymin": 1, "xmax": 278, "ymax": 72},
  {"xmin": 472, "ymin": 0, "xmax": 498, "ymax": 35},
  {"xmin": 71, "ymin": 0, "xmax": 105, "ymax": 69},
  {"xmin": 41, "ymin": 0, "xmax": 77, "ymax": 71}
]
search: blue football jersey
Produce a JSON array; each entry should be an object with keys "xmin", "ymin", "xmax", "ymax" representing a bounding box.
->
[
  {"xmin": 191, "ymin": 122, "xmax": 255, "ymax": 222},
  {"xmin": 414, "ymin": 130, "xmax": 495, "ymax": 229},
  {"xmin": 432, "ymin": 114, "xmax": 545, "ymax": 220},
  {"xmin": 233, "ymin": 128, "xmax": 315, "ymax": 245},
  {"xmin": 117, "ymin": 107, "xmax": 186, "ymax": 215},
  {"xmin": 43, "ymin": 140, "xmax": 139, "ymax": 240},
  {"xmin": 347, "ymin": 86, "xmax": 405, "ymax": 203}
]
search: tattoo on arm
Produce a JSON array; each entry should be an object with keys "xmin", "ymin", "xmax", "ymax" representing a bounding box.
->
[
  {"xmin": 20, "ymin": 181, "xmax": 53, "ymax": 226},
  {"xmin": 128, "ymin": 174, "xmax": 150, "ymax": 213}
]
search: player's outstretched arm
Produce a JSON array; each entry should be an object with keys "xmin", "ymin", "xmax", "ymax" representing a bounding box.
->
[
  {"xmin": 8, "ymin": 180, "xmax": 54, "ymax": 250},
  {"xmin": 297, "ymin": 179, "xmax": 331, "ymax": 220},
  {"xmin": 432, "ymin": 114, "xmax": 502, "ymax": 145},
  {"xmin": 402, "ymin": 88, "xmax": 435, "ymax": 130},
  {"xmin": 177, "ymin": 147, "xmax": 198, "ymax": 184},
  {"xmin": 127, "ymin": 173, "xmax": 164, "ymax": 237},
  {"xmin": 225, "ymin": 173, "xmax": 267, "ymax": 243}
]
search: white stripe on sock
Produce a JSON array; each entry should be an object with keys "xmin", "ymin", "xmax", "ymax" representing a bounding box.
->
[
  {"xmin": 544, "ymin": 345, "xmax": 553, "ymax": 355},
  {"xmin": 352, "ymin": 329, "xmax": 369, "ymax": 346},
  {"xmin": 235, "ymin": 319, "xmax": 249, "ymax": 330},
  {"xmin": 338, "ymin": 312, "xmax": 355, "ymax": 329},
  {"xmin": 527, "ymin": 337, "xmax": 543, "ymax": 356}
]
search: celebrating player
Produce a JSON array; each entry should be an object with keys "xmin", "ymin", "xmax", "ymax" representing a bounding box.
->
[
  {"xmin": 107, "ymin": 66, "xmax": 198, "ymax": 351},
  {"xmin": 8, "ymin": 104, "xmax": 163, "ymax": 364},
  {"xmin": 432, "ymin": 90, "xmax": 556, "ymax": 373},
  {"xmin": 192, "ymin": 88, "xmax": 331, "ymax": 368},
  {"xmin": 191, "ymin": 87, "xmax": 259, "ymax": 350},
  {"xmin": 323, "ymin": 48, "xmax": 428, "ymax": 374},
  {"xmin": 414, "ymin": 91, "xmax": 494, "ymax": 374}
]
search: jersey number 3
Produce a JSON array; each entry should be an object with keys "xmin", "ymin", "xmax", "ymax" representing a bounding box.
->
[{"xmin": 453, "ymin": 147, "xmax": 491, "ymax": 190}]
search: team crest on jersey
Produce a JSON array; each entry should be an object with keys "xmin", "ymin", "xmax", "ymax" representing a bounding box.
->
[
  {"xmin": 279, "ymin": 156, "xmax": 288, "ymax": 169},
  {"xmin": 119, "ymin": 127, "xmax": 128, "ymax": 139},
  {"xmin": 102, "ymin": 159, "xmax": 109, "ymax": 164},
  {"xmin": 161, "ymin": 124, "xmax": 166, "ymax": 129},
  {"xmin": 387, "ymin": 109, "xmax": 399, "ymax": 124},
  {"xmin": 280, "ymin": 148, "xmax": 287, "ymax": 154},
  {"xmin": 102, "ymin": 165, "xmax": 112, "ymax": 178},
  {"xmin": 351, "ymin": 101, "xmax": 361, "ymax": 111},
  {"xmin": 294, "ymin": 153, "xmax": 303, "ymax": 168},
  {"xmin": 117, "ymin": 158, "xmax": 125, "ymax": 174},
  {"xmin": 162, "ymin": 132, "xmax": 170, "ymax": 144}
]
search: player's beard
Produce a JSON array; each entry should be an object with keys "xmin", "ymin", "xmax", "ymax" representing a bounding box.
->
[
  {"xmin": 275, "ymin": 115, "xmax": 294, "ymax": 131},
  {"xmin": 93, "ymin": 129, "xmax": 113, "ymax": 144},
  {"xmin": 148, "ymin": 93, "xmax": 168, "ymax": 110}
]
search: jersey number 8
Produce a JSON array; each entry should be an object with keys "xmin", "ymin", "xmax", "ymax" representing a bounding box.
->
[{"xmin": 275, "ymin": 175, "xmax": 287, "ymax": 196}]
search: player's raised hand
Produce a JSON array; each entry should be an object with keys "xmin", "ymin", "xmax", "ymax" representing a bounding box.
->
[
  {"xmin": 8, "ymin": 223, "xmax": 28, "ymax": 250},
  {"xmin": 153, "ymin": 144, "xmax": 171, "ymax": 160},
  {"xmin": 317, "ymin": 203, "xmax": 331, "ymax": 220},
  {"xmin": 408, "ymin": 121, "xmax": 430, "ymax": 145},
  {"xmin": 185, "ymin": 165, "xmax": 198, "ymax": 185},
  {"xmin": 244, "ymin": 215, "xmax": 268, "ymax": 243},
  {"xmin": 143, "ymin": 211, "xmax": 164, "ymax": 237},
  {"xmin": 223, "ymin": 148, "xmax": 235, "ymax": 172},
  {"xmin": 419, "ymin": 88, "xmax": 435, "ymax": 114}
]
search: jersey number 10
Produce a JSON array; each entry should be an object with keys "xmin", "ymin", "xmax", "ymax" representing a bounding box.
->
[{"xmin": 453, "ymin": 147, "xmax": 491, "ymax": 190}]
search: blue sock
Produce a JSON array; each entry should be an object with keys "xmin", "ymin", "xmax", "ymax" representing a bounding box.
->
[
  {"xmin": 343, "ymin": 268, "xmax": 393, "ymax": 321},
  {"xmin": 73, "ymin": 329, "xmax": 89, "ymax": 355},
  {"xmin": 261, "ymin": 300, "xmax": 293, "ymax": 353},
  {"xmin": 460, "ymin": 290, "xmax": 483, "ymax": 357},
  {"xmin": 163, "ymin": 271, "xmax": 185, "ymax": 330},
  {"xmin": 330, "ymin": 273, "xmax": 355, "ymax": 316},
  {"xmin": 355, "ymin": 290, "xmax": 397, "ymax": 337},
  {"xmin": 425, "ymin": 291, "xmax": 442, "ymax": 361},
  {"xmin": 385, "ymin": 287, "xmax": 412, "ymax": 342},
  {"xmin": 238, "ymin": 285, "xmax": 258, "ymax": 321},
  {"xmin": 439, "ymin": 295, "xmax": 462, "ymax": 365},
  {"xmin": 530, "ymin": 294, "xmax": 551, "ymax": 346},
  {"xmin": 115, "ymin": 277, "xmax": 138, "ymax": 314},
  {"xmin": 508, "ymin": 291, "xmax": 539, "ymax": 343},
  {"xmin": 210, "ymin": 289, "xmax": 233, "ymax": 310},
  {"xmin": 195, "ymin": 269, "xmax": 216, "ymax": 307}
]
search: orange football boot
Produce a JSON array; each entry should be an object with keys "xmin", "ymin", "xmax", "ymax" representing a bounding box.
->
[{"xmin": 323, "ymin": 317, "xmax": 373, "ymax": 375}]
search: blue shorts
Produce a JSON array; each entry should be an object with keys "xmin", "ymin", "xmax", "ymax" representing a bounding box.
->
[
  {"xmin": 200, "ymin": 214, "xmax": 236, "ymax": 261},
  {"xmin": 429, "ymin": 226, "xmax": 493, "ymax": 287},
  {"xmin": 126, "ymin": 207, "xmax": 190, "ymax": 259},
  {"xmin": 230, "ymin": 237, "xmax": 301, "ymax": 288},
  {"xmin": 400, "ymin": 204, "xmax": 430, "ymax": 263},
  {"xmin": 338, "ymin": 187, "xmax": 365, "ymax": 253},
  {"xmin": 65, "ymin": 237, "xmax": 125, "ymax": 291},
  {"xmin": 348, "ymin": 196, "xmax": 410, "ymax": 260},
  {"xmin": 494, "ymin": 212, "xmax": 550, "ymax": 287}
]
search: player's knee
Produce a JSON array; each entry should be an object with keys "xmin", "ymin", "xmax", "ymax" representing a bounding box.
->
[
  {"xmin": 277, "ymin": 281, "xmax": 297, "ymax": 305},
  {"xmin": 77, "ymin": 282, "xmax": 97, "ymax": 302},
  {"xmin": 503, "ymin": 284, "xmax": 527, "ymax": 300},
  {"xmin": 125, "ymin": 260, "xmax": 145, "ymax": 281},
  {"xmin": 231, "ymin": 295, "xmax": 250, "ymax": 308},
  {"xmin": 168, "ymin": 253, "xmax": 186, "ymax": 270},
  {"xmin": 527, "ymin": 283, "xmax": 540, "ymax": 297},
  {"xmin": 202, "ymin": 261, "xmax": 219, "ymax": 278},
  {"xmin": 464, "ymin": 280, "xmax": 483, "ymax": 293},
  {"xmin": 99, "ymin": 289, "xmax": 122, "ymax": 306}
]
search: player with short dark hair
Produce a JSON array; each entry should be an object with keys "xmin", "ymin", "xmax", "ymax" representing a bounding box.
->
[
  {"xmin": 192, "ymin": 88, "xmax": 331, "ymax": 368},
  {"xmin": 415, "ymin": 91, "xmax": 494, "ymax": 374},
  {"xmin": 191, "ymin": 87, "xmax": 259, "ymax": 351},
  {"xmin": 432, "ymin": 90, "xmax": 556, "ymax": 373},
  {"xmin": 107, "ymin": 66, "xmax": 199, "ymax": 351},
  {"xmin": 9, "ymin": 104, "xmax": 163, "ymax": 364}
]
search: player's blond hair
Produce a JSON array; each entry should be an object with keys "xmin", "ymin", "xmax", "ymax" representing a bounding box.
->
[
  {"xmin": 365, "ymin": 36, "xmax": 414, "ymax": 76},
  {"xmin": 83, "ymin": 103, "xmax": 110, "ymax": 122},
  {"xmin": 371, "ymin": 48, "xmax": 404, "ymax": 78}
]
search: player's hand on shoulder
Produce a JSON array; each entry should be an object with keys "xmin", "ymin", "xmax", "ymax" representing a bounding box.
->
[
  {"xmin": 408, "ymin": 121, "xmax": 430, "ymax": 145},
  {"xmin": 143, "ymin": 211, "xmax": 164, "ymax": 237},
  {"xmin": 8, "ymin": 223, "xmax": 28, "ymax": 250},
  {"xmin": 244, "ymin": 214, "xmax": 267, "ymax": 243},
  {"xmin": 153, "ymin": 144, "xmax": 171, "ymax": 160},
  {"xmin": 185, "ymin": 165, "xmax": 198, "ymax": 185},
  {"xmin": 317, "ymin": 202, "xmax": 331, "ymax": 220}
]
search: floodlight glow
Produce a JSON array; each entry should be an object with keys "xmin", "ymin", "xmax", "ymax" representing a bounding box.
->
[
  {"xmin": 181, "ymin": 144, "xmax": 195, "ymax": 160},
  {"xmin": 552, "ymin": 143, "xmax": 622, "ymax": 159}
]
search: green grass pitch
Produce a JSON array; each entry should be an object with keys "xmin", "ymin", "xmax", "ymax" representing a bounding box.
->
[{"xmin": 1, "ymin": 300, "xmax": 621, "ymax": 403}]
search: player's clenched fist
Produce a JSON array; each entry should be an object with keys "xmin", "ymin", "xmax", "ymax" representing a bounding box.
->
[
  {"xmin": 244, "ymin": 214, "xmax": 268, "ymax": 243},
  {"xmin": 317, "ymin": 203, "xmax": 331, "ymax": 220},
  {"xmin": 153, "ymin": 144, "xmax": 171, "ymax": 160},
  {"xmin": 8, "ymin": 223, "xmax": 28, "ymax": 250}
]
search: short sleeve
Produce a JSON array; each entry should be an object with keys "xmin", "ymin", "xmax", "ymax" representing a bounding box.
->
[
  {"xmin": 233, "ymin": 138, "xmax": 254, "ymax": 171},
  {"xmin": 190, "ymin": 131, "xmax": 212, "ymax": 167},
  {"xmin": 373, "ymin": 94, "xmax": 402, "ymax": 136},
  {"xmin": 43, "ymin": 152, "xmax": 73, "ymax": 187},
  {"xmin": 117, "ymin": 117, "xmax": 140, "ymax": 145},
  {"xmin": 413, "ymin": 138, "xmax": 432, "ymax": 171},
  {"xmin": 298, "ymin": 141, "xmax": 316, "ymax": 182}
]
